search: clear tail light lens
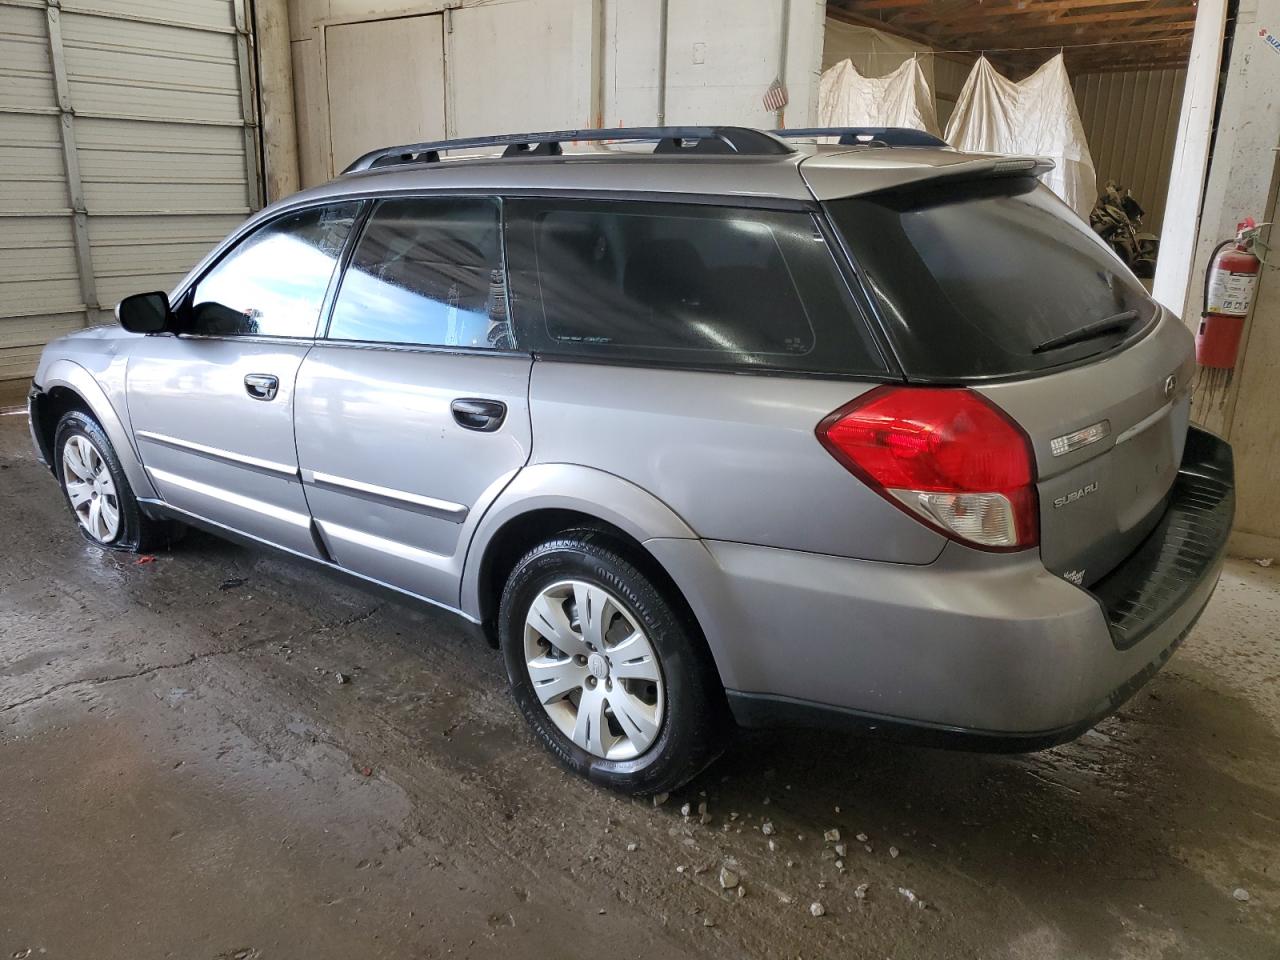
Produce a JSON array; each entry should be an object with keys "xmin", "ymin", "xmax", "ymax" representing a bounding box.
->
[{"xmin": 816, "ymin": 386, "xmax": 1039, "ymax": 551}]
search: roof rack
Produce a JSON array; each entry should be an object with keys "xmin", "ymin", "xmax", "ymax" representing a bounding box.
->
[
  {"xmin": 343, "ymin": 126, "xmax": 794, "ymax": 174},
  {"xmin": 773, "ymin": 127, "xmax": 948, "ymax": 148}
]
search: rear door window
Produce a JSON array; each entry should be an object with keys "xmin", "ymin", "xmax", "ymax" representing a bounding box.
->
[
  {"xmin": 826, "ymin": 177, "xmax": 1157, "ymax": 379},
  {"xmin": 504, "ymin": 198, "xmax": 885, "ymax": 375}
]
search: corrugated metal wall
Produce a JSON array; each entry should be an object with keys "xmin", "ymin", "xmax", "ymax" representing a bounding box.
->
[
  {"xmin": 1073, "ymin": 67, "xmax": 1187, "ymax": 236},
  {"xmin": 0, "ymin": 0, "xmax": 260, "ymax": 390}
]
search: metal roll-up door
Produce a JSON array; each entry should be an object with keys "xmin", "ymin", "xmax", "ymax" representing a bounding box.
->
[{"xmin": 0, "ymin": 0, "xmax": 261, "ymax": 396}]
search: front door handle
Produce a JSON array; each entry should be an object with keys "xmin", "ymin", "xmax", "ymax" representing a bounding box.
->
[
  {"xmin": 244, "ymin": 373, "xmax": 279, "ymax": 400},
  {"xmin": 451, "ymin": 398, "xmax": 507, "ymax": 432}
]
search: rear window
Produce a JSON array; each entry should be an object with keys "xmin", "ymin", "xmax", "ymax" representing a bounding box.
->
[
  {"xmin": 504, "ymin": 198, "xmax": 885, "ymax": 375},
  {"xmin": 827, "ymin": 177, "xmax": 1158, "ymax": 379}
]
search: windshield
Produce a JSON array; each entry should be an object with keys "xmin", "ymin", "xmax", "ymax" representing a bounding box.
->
[{"xmin": 826, "ymin": 177, "xmax": 1157, "ymax": 379}]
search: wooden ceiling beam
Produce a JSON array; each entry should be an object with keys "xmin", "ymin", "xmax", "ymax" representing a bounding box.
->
[
  {"xmin": 839, "ymin": 0, "xmax": 935, "ymax": 10},
  {"xmin": 1051, "ymin": 6, "xmax": 1197, "ymax": 25},
  {"xmin": 948, "ymin": 22, "xmax": 1192, "ymax": 47},
  {"xmin": 951, "ymin": 8, "xmax": 1196, "ymax": 37},
  {"xmin": 826, "ymin": 5, "xmax": 948, "ymax": 47},
  {"xmin": 897, "ymin": 0, "xmax": 1188, "ymax": 25}
]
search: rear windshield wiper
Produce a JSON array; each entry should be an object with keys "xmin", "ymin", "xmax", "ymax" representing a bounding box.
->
[{"xmin": 1032, "ymin": 310, "xmax": 1140, "ymax": 354}]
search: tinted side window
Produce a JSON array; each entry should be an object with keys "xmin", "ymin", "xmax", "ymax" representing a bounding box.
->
[
  {"xmin": 505, "ymin": 198, "xmax": 883, "ymax": 374},
  {"xmin": 188, "ymin": 203, "xmax": 359, "ymax": 337},
  {"xmin": 327, "ymin": 197, "xmax": 510, "ymax": 349}
]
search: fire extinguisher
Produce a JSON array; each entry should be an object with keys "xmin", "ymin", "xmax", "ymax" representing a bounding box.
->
[{"xmin": 1197, "ymin": 218, "xmax": 1262, "ymax": 369}]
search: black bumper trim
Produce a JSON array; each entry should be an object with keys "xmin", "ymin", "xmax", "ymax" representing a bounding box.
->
[{"xmin": 1089, "ymin": 425, "xmax": 1234, "ymax": 651}]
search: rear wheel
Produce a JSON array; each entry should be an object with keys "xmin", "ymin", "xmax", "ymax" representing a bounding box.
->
[
  {"xmin": 499, "ymin": 530, "xmax": 728, "ymax": 795},
  {"xmin": 54, "ymin": 410, "xmax": 179, "ymax": 552}
]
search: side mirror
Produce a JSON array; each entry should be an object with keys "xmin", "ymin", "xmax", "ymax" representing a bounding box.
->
[{"xmin": 116, "ymin": 291, "xmax": 174, "ymax": 334}]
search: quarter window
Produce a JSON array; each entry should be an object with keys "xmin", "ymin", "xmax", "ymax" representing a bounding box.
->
[
  {"xmin": 504, "ymin": 198, "xmax": 884, "ymax": 374},
  {"xmin": 327, "ymin": 197, "xmax": 510, "ymax": 349},
  {"xmin": 187, "ymin": 203, "xmax": 359, "ymax": 338}
]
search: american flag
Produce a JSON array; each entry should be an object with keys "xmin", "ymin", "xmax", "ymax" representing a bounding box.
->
[{"xmin": 762, "ymin": 76, "xmax": 789, "ymax": 113}]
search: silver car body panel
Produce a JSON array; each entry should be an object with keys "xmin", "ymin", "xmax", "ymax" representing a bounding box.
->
[
  {"xmin": 459, "ymin": 461, "xmax": 701, "ymax": 619},
  {"xmin": 526, "ymin": 361, "xmax": 946, "ymax": 563},
  {"xmin": 976, "ymin": 307, "xmax": 1196, "ymax": 584},
  {"xmin": 651, "ymin": 533, "xmax": 1220, "ymax": 734},
  {"xmin": 124, "ymin": 335, "xmax": 320, "ymax": 557},
  {"xmin": 33, "ymin": 329, "xmax": 158, "ymax": 501},
  {"xmin": 293, "ymin": 343, "xmax": 534, "ymax": 606}
]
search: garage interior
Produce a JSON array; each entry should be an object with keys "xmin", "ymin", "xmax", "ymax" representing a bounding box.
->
[{"xmin": 2, "ymin": 1, "xmax": 1279, "ymax": 958}]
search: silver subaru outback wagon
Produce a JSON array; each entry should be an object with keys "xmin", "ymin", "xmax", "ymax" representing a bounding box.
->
[{"xmin": 27, "ymin": 126, "xmax": 1234, "ymax": 794}]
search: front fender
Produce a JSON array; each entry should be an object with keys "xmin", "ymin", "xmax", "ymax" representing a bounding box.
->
[
  {"xmin": 458, "ymin": 462, "xmax": 698, "ymax": 621},
  {"xmin": 38, "ymin": 358, "xmax": 156, "ymax": 500}
]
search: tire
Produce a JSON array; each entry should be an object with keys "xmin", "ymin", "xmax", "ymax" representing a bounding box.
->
[
  {"xmin": 499, "ymin": 530, "xmax": 728, "ymax": 795},
  {"xmin": 53, "ymin": 410, "xmax": 180, "ymax": 553}
]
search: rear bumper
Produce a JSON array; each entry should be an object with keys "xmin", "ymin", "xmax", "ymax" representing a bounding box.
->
[{"xmin": 650, "ymin": 427, "xmax": 1233, "ymax": 748}]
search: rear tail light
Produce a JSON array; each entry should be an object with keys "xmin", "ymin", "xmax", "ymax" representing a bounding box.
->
[{"xmin": 817, "ymin": 386, "xmax": 1038, "ymax": 551}]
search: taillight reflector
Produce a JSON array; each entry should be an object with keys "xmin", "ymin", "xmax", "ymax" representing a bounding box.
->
[{"xmin": 817, "ymin": 386, "xmax": 1039, "ymax": 551}]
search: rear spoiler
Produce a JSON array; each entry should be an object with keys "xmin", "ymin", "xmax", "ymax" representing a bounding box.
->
[{"xmin": 800, "ymin": 152, "xmax": 1057, "ymax": 201}]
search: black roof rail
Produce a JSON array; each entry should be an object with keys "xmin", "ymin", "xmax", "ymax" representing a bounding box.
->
[
  {"xmin": 343, "ymin": 126, "xmax": 794, "ymax": 174},
  {"xmin": 773, "ymin": 127, "xmax": 948, "ymax": 148}
]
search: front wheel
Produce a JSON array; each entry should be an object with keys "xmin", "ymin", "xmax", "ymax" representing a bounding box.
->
[
  {"xmin": 499, "ymin": 531, "xmax": 728, "ymax": 795},
  {"xmin": 54, "ymin": 410, "xmax": 179, "ymax": 552}
]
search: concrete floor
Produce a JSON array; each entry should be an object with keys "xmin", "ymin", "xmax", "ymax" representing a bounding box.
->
[{"xmin": 1, "ymin": 412, "xmax": 1277, "ymax": 960}]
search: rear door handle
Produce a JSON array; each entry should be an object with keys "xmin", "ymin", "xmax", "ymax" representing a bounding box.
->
[
  {"xmin": 244, "ymin": 373, "xmax": 279, "ymax": 400},
  {"xmin": 451, "ymin": 398, "xmax": 507, "ymax": 432}
]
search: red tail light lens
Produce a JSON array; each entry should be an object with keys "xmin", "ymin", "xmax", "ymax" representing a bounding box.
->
[{"xmin": 817, "ymin": 386, "xmax": 1038, "ymax": 551}]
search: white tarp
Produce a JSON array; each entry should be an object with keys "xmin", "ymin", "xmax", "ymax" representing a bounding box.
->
[
  {"xmin": 818, "ymin": 58, "xmax": 941, "ymax": 136},
  {"xmin": 945, "ymin": 54, "xmax": 1097, "ymax": 220}
]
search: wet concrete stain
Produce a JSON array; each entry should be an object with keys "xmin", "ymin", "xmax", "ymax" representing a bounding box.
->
[{"xmin": 0, "ymin": 415, "xmax": 1277, "ymax": 958}]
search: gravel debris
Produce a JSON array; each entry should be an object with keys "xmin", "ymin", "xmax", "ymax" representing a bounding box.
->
[
  {"xmin": 809, "ymin": 901, "xmax": 826, "ymax": 918},
  {"xmin": 652, "ymin": 792, "xmax": 669, "ymax": 807},
  {"xmin": 719, "ymin": 867, "xmax": 739, "ymax": 890},
  {"xmin": 680, "ymin": 802, "xmax": 692, "ymax": 817},
  {"xmin": 856, "ymin": 832, "xmax": 869, "ymax": 843},
  {"xmin": 626, "ymin": 842, "xmax": 638, "ymax": 852},
  {"xmin": 823, "ymin": 828, "xmax": 841, "ymax": 843},
  {"xmin": 834, "ymin": 842, "xmax": 847, "ymax": 857},
  {"xmin": 854, "ymin": 883, "xmax": 870, "ymax": 900},
  {"xmin": 890, "ymin": 846, "xmax": 900, "ymax": 858},
  {"xmin": 761, "ymin": 820, "xmax": 775, "ymax": 836},
  {"xmin": 1233, "ymin": 887, "xmax": 1250, "ymax": 902}
]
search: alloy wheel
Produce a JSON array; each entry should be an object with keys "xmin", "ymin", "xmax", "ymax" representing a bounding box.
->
[{"xmin": 62, "ymin": 434, "xmax": 120, "ymax": 543}]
